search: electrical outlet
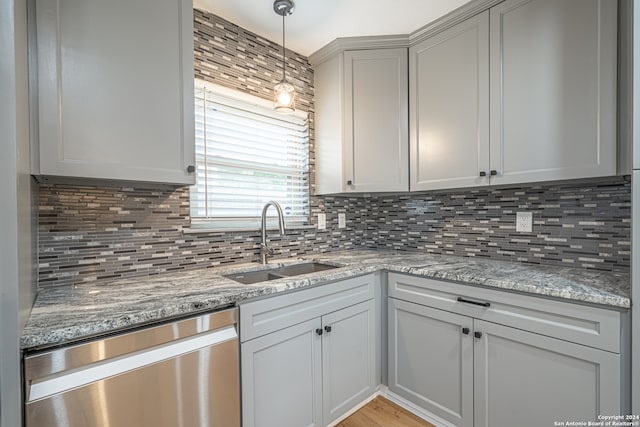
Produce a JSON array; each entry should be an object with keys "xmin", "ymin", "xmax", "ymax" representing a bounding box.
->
[
  {"xmin": 516, "ymin": 212, "xmax": 533, "ymax": 233},
  {"xmin": 338, "ymin": 213, "xmax": 346, "ymax": 229},
  {"xmin": 317, "ymin": 213, "xmax": 326, "ymax": 230}
]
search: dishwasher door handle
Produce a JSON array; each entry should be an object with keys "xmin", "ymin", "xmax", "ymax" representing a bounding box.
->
[{"xmin": 28, "ymin": 325, "xmax": 237, "ymax": 402}]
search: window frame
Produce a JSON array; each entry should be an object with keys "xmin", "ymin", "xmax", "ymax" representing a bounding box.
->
[{"xmin": 189, "ymin": 79, "xmax": 310, "ymax": 232}]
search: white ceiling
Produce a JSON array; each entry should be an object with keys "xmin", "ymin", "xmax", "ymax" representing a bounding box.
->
[{"xmin": 193, "ymin": 0, "xmax": 473, "ymax": 57}]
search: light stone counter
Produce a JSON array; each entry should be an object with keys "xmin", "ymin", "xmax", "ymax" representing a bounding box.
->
[{"xmin": 21, "ymin": 250, "xmax": 630, "ymax": 351}]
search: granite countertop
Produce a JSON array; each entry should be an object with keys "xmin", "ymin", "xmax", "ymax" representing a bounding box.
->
[{"xmin": 21, "ymin": 250, "xmax": 631, "ymax": 351}]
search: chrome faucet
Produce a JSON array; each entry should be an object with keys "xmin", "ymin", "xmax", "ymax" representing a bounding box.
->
[{"xmin": 260, "ymin": 201, "xmax": 286, "ymax": 265}]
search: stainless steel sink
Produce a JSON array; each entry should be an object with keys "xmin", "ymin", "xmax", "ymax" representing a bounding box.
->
[
  {"xmin": 275, "ymin": 262, "xmax": 337, "ymax": 277},
  {"xmin": 224, "ymin": 262, "xmax": 337, "ymax": 285},
  {"xmin": 223, "ymin": 270, "xmax": 287, "ymax": 285}
]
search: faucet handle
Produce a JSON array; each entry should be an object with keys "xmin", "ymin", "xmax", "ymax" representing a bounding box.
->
[{"xmin": 260, "ymin": 243, "xmax": 274, "ymax": 255}]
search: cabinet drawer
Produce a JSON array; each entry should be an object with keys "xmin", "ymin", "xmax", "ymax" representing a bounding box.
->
[
  {"xmin": 240, "ymin": 274, "xmax": 375, "ymax": 342},
  {"xmin": 388, "ymin": 273, "xmax": 620, "ymax": 353}
]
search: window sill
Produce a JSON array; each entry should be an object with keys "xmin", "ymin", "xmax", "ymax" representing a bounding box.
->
[{"xmin": 182, "ymin": 224, "xmax": 317, "ymax": 235}]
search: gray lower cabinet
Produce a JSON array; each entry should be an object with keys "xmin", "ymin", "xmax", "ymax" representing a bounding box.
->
[
  {"xmin": 241, "ymin": 318, "xmax": 323, "ymax": 427},
  {"xmin": 388, "ymin": 298, "xmax": 473, "ymax": 427},
  {"xmin": 322, "ymin": 300, "xmax": 377, "ymax": 424},
  {"xmin": 473, "ymin": 320, "xmax": 619, "ymax": 427},
  {"xmin": 241, "ymin": 276, "xmax": 377, "ymax": 427},
  {"xmin": 388, "ymin": 273, "xmax": 623, "ymax": 427}
]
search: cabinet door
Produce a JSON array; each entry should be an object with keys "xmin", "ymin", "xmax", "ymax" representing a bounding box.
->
[
  {"xmin": 388, "ymin": 298, "xmax": 473, "ymax": 427},
  {"xmin": 241, "ymin": 318, "xmax": 323, "ymax": 427},
  {"xmin": 474, "ymin": 320, "xmax": 620, "ymax": 427},
  {"xmin": 314, "ymin": 53, "xmax": 345, "ymax": 195},
  {"xmin": 343, "ymin": 49, "xmax": 409, "ymax": 192},
  {"xmin": 34, "ymin": 0, "xmax": 195, "ymax": 184},
  {"xmin": 322, "ymin": 299, "xmax": 376, "ymax": 425},
  {"xmin": 489, "ymin": 0, "xmax": 617, "ymax": 185},
  {"xmin": 410, "ymin": 12, "xmax": 490, "ymax": 191}
]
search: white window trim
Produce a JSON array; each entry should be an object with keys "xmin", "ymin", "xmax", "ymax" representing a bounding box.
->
[{"xmin": 195, "ymin": 79, "xmax": 308, "ymax": 121}]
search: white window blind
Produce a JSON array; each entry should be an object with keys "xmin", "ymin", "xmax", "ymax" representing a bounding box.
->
[{"xmin": 190, "ymin": 81, "xmax": 310, "ymax": 229}]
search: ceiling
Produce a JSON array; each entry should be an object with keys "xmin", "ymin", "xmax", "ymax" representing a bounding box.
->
[{"xmin": 193, "ymin": 0, "xmax": 472, "ymax": 57}]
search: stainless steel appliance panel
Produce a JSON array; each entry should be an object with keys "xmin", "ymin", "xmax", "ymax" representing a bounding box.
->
[{"xmin": 25, "ymin": 308, "xmax": 240, "ymax": 427}]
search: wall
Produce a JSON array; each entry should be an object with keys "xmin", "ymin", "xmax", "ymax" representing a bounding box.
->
[
  {"xmin": 367, "ymin": 177, "xmax": 630, "ymax": 272},
  {"xmin": 39, "ymin": 176, "xmax": 631, "ymax": 287},
  {"xmin": 0, "ymin": 0, "xmax": 35, "ymax": 424},
  {"xmin": 39, "ymin": 183, "xmax": 367, "ymax": 287},
  {"xmin": 194, "ymin": 9, "xmax": 313, "ymax": 116},
  {"xmin": 630, "ymin": 0, "xmax": 640, "ymax": 415},
  {"xmin": 37, "ymin": 9, "xmax": 631, "ymax": 289}
]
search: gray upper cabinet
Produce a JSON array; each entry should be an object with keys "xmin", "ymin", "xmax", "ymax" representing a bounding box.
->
[
  {"xmin": 410, "ymin": 11, "xmax": 490, "ymax": 191},
  {"xmin": 488, "ymin": 0, "xmax": 617, "ymax": 185},
  {"xmin": 314, "ymin": 48, "xmax": 408, "ymax": 194},
  {"xmin": 410, "ymin": 0, "xmax": 617, "ymax": 190},
  {"xmin": 32, "ymin": 0, "xmax": 195, "ymax": 185}
]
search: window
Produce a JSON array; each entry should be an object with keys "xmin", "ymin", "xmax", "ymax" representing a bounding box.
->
[{"xmin": 190, "ymin": 81, "xmax": 310, "ymax": 230}]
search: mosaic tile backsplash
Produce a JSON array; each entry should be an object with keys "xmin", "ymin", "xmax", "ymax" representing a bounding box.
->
[
  {"xmin": 193, "ymin": 9, "xmax": 314, "ymax": 116},
  {"xmin": 366, "ymin": 178, "xmax": 630, "ymax": 272},
  {"xmin": 38, "ymin": 177, "xmax": 630, "ymax": 288},
  {"xmin": 38, "ymin": 183, "xmax": 368, "ymax": 287},
  {"xmin": 36, "ymin": 10, "xmax": 631, "ymax": 287}
]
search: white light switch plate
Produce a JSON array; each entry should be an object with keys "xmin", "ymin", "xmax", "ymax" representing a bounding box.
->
[
  {"xmin": 516, "ymin": 212, "xmax": 533, "ymax": 233},
  {"xmin": 338, "ymin": 213, "xmax": 346, "ymax": 229},
  {"xmin": 317, "ymin": 213, "xmax": 326, "ymax": 230}
]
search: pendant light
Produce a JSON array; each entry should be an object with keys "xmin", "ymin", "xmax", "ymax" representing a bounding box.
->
[{"xmin": 273, "ymin": 0, "xmax": 296, "ymax": 113}]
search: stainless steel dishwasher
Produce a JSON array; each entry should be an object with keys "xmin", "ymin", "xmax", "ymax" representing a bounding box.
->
[{"xmin": 24, "ymin": 307, "xmax": 240, "ymax": 427}]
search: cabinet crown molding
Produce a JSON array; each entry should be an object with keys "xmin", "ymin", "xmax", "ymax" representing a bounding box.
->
[
  {"xmin": 309, "ymin": 0, "xmax": 503, "ymax": 67},
  {"xmin": 308, "ymin": 35, "xmax": 409, "ymax": 66},
  {"xmin": 408, "ymin": 0, "xmax": 503, "ymax": 45}
]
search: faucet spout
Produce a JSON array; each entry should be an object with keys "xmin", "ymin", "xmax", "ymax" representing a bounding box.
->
[{"xmin": 260, "ymin": 201, "xmax": 286, "ymax": 265}]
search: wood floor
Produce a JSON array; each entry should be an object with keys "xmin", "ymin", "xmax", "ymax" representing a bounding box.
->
[{"xmin": 336, "ymin": 397, "xmax": 436, "ymax": 427}]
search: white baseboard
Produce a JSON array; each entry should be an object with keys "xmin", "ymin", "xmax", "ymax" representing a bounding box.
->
[
  {"xmin": 325, "ymin": 386, "xmax": 458, "ymax": 427},
  {"xmin": 326, "ymin": 389, "xmax": 382, "ymax": 427},
  {"xmin": 378, "ymin": 386, "xmax": 458, "ymax": 427}
]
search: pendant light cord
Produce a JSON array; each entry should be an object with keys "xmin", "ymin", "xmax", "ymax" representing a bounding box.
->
[{"xmin": 281, "ymin": 12, "xmax": 286, "ymax": 79}]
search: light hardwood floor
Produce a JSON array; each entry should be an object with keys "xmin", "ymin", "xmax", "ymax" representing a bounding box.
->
[{"xmin": 336, "ymin": 397, "xmax": 436, "ymax": 427}]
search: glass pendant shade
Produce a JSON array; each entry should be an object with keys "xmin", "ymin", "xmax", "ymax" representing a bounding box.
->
[
  {"xmin": 274, "ymin": 79, "xmax": 295, "ymax": 113},
  {"xmin": 273, "ymin": 0, "xmax": 295, "ymax": 113}
]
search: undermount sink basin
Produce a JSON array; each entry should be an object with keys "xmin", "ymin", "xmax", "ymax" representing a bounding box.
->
[
  {"xmin": 224, "ymin": 262, "xmax": 337, "ymax": 285},
  {"xmin": 274, "ymin": 262, "xmax": 337, "ymax": 277}
]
